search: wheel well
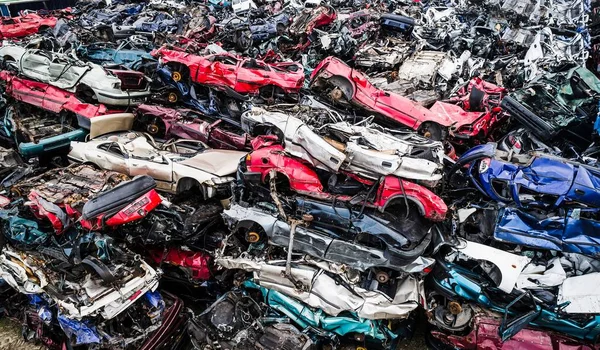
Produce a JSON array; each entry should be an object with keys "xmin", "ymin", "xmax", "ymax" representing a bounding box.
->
[
  {"xmin": 1, "ymin": 55, "xmax": 16, "ymax": 71},
  {"xmin": 166, "ymin": 62, "xmax": 191, "ymax": 81},
  {"xmin": 75, "ymin": 84, "xmax": 97, "ymax": 103},
  {"xmin": 136, "ymin": 114, "xmax": 167, "ymax": 138},
  {"xmin": 264, "ymin": 171, "xmax": 291, "ymax": 194},
  {"xmin": 176, "ymin": 177, "xmax": 201, "ymax": 194},
  {"xmin": 418, "ymin": 122, "xmax": 446, "ymax": 141},
  {"xmin": 328, "ymin": 75, "xmax": 354, "ymax": 99},
  {"xmin": 251, "ymin": 123, "xmax": 284, "ymax": 143},
  {"xmin": 82, "ymin": 161, "xmax": 101, "ymax": 170},
  {"xmin": 383, "ymin": 196, "xmax": 425, "ymax": 217},
  {"xmin": 236, "ymin": 220, "xmax": 267, "ymax": 243}
]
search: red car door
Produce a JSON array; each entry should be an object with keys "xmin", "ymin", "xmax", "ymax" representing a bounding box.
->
[
  {"xmin": 234, "ymin": 59, "xmax": 270, "ymax": 94},
  {"xmin": 203, "ymin": 55, "xmax": 238, "ymax": 89},
  {"xmin": 10, "ymin": 78, "xmax": 48, "ymax": 109}
]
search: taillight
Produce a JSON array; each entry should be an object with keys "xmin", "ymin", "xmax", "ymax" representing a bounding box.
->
[{"xmin": 508, "ymin": 135, "xmax": 521, "ymax": 150}]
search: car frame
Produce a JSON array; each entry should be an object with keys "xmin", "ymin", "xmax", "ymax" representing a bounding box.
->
[
  {"xmin": 0, "ymin": 12, "xmax": 57, "ymax": 39},
  {"xmin": 242, "ymin": 142, "xmax": 447, "ymax": 220},
  {"xmin": 241, "ymin": 106, "xmax": 444, "ymax": 184},
  {"xmin": 452, "ymin": 142, "xmax": 600, "ymax": 209}
]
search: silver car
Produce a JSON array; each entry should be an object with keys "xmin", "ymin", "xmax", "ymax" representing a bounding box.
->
[
  {"xmin": 241, "ymin": 107, "xmax": 444, "ymax": 185},
  {"xmin": 0, "ymin": 44, "xmax": 151, "ymax": 106}
]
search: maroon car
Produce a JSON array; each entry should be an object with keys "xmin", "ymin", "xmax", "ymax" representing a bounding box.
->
[
  {"xmin": 428, "ymin": 314, "xmax": 600, "ymax": 350},
  {"xmin": 134, "ymin": 104, "xmax": 250, "ymax": 150}
]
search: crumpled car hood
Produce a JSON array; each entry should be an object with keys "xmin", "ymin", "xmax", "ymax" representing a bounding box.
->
[{"xmin": 179, "ymin": 149, "xmax": 246, "ymax": 176}]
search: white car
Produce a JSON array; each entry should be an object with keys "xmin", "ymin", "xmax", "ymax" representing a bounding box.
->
[
  {"xmin": 232, "ymin": 0, "xmax": 257, "ymax": 14},
  {"xmin": 68, "ymin": 132, "xmax": 246, "ymax": 198},
  {"xmin": 241, "ymin": 107, "xmax": 444, "ymax": 184},
  {"xmin": 0, "ymin": 44, "xmax": 151, "ymax": 106},
  {"xmin": 0, "ymin": 246, "xmax": 159, "ymax": 320}
]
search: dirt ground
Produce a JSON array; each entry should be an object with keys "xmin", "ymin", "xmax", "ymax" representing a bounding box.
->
[{"xmin": 0, "ymin": 318, "xmax": 43, "ymax": 350}]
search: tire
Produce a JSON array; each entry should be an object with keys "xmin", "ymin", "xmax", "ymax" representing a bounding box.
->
[
  {"xmin": 135, "ymin": 115, "xmax": 166, "ymax": 138},
  {"xmin": 258, "ymin": 85, "xmax": 285, "ymax": 103}
]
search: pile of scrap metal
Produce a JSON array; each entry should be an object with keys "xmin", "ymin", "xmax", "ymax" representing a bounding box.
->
[{"xmin": 0, "ymin": 0, "xmax": 597, "ymax": 349}]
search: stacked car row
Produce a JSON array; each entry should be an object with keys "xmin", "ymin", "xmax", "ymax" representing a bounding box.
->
[{"xmin": 0, "ymin": 0, "xmax": 598, "ymax": 349}]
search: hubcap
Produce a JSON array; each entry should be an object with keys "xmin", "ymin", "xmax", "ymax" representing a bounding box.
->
[{"xmin": 172, "ymin": 71, "xmax": 182, "ymax": 82}]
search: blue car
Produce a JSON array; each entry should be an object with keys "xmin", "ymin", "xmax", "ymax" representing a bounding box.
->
[
  {"xmin": 250, "ymin": 13, "xmax": 290, "ymax": 42},
  {"xmin": 452, "ymin": 142, "xmax": 600, "ymax": 209},
  {"xmin": 153, "ymin": 64, "xmax": 244, "ymax": 128},
  {"xmin": 77, "ymin": 40, "xmax": 155, "ymax": 69},
  {"xmin": 495, "ymin": 207, "xmax": 600, "ymax": 256}
]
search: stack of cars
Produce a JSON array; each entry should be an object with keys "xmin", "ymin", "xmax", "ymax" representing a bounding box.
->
[{"xmin": 0, "ymin": 0, "xmax": 598, "ymax": 349}]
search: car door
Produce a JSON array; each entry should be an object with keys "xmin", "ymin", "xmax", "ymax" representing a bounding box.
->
[
  {"xmin": 10, "ymin": 77, "xmax": 46, "ymax": 107},
  {"xmin": 20, "ymin": 50, "xmax": 52, "ymax": 82},
  {"xmin": 235, "ymin": 59, "xmax": 269, "ymax": 94},
  {"xmin": 48, "ymin": 55, "xmax": 87, "ymax": 89},
  {"xmin": 205, "ymin": 55, "xmax": 238, "ymax": 88},
  {"xmin": 95, "ymin": 142, "xmax": 129, "ymax": 174},
  {"xmin": 127, "ymin": 153, "xmax": 173, "ymax": 191}
]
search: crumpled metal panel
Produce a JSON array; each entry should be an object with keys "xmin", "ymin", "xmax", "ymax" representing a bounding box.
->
[
  {"xmin": 217, "ymin": 256, "xmax": 423, "ymax": 319},
  {"xmin": 243, "ymin": 279, "xmax": 399, "ymax": 344},
  {"xmin": 495, "ymin": 207, "xmax": 600, "ymax": 256}
]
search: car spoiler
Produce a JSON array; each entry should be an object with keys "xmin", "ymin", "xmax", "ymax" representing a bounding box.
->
[{"xmin": 82, "ymin": 175, "xmax": 157, "ymax": 221}]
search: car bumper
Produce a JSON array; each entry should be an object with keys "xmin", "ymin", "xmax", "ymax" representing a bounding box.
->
[
  {"xmin": 18, "ymin": 129, "xmax": 88, "ymax": 158},
  {"xmin": 95, "ymin": 89, "xmax": 150, "ymax": 106}
]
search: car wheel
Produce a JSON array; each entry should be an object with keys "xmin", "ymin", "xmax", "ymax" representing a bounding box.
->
[
  {"xmin": 9, "ymin": 186, "xmax": 21, "ymax": 198},
  {"xmin": 136, "ymin": 115, "xmax": 166, "ymax": 138},
  {"xmin": 167, "ymin": 63, "xmax": 190, "ymax": 83},
  {"xmin": 239, "ymin": 223, "xmax": 267, "ymax": 245},
  {"xmin": 258, "ymin": 85, "xmax": 285, "ymax": 104},
  {"xmin": 167, "ymin": 91, "xmax": 178, "ymax": 103},
  {"xmin": 328, "ymin": 76, "xmax": 353, "ymax": 105}
]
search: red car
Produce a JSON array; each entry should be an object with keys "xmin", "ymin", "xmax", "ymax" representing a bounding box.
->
[
  {"xmin": 151, "ymin": 48, "xmax": 304, "ymax": 98},
  {"xmin": 289, "ymin": 5, "xmax": 337, "ymax": 36},
  {"xmin": 310, "ymin": 57, "xmax": 504, "ymax": 141},
  {"xmin": 243, "ymin": 138, "xmax": 447, "ymax": 221},
  {"xmin": 149, "ymin": 248, "xmax": 212, "ymax": 283},
  {"xmin": 0, "ymin": 71, "xmax": 113, "ymax": 127},
  {"xmin": 0, "ymin": 12, "xmax": 57, "ymax": 39}
]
